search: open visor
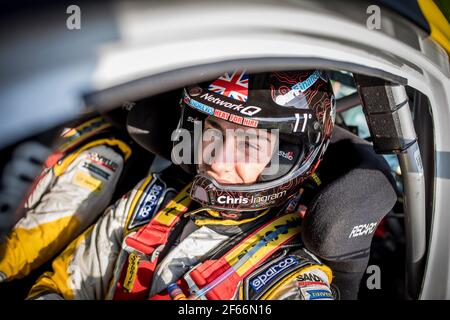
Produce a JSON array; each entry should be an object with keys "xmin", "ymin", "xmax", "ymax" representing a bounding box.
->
[{"xmin": 175, "ymin": 101, "xmax": 314, "ymax": 182}]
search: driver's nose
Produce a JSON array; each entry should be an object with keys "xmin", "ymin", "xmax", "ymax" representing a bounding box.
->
[{"xmin": 208, "ymin": 136, "xmax": 236, "ymax": 174}]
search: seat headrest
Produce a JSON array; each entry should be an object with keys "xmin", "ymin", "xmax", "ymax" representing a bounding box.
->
[{"xmin": 126, "ymin": 89, "xmax": 182, "ymax": 160}]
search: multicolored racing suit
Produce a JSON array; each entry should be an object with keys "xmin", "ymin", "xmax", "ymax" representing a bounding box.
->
[
  {"xmin": 0, "ymin": 117, "xmax": 132, "ymax": 282},
  {"xmin": 27, "ymin": 171, "xmax": 334, "ymax": 300}
]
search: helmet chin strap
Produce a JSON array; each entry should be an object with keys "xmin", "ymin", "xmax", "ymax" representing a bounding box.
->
[{"xmin": 216, "ymin": 207, "xmax": 267, "ymax": 219}]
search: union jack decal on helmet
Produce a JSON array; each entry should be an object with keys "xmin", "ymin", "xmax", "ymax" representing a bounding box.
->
[{"xmin": 208, "ymin": 70, "xmax": 249, "ymax": 102}]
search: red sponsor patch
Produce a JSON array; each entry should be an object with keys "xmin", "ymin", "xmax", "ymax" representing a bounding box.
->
[
  {"xmin": 243, "ymin": 118, "xmax": 258, "ymax": 128},
  {"xmin": 297, "ymin": 281, "xmax": 326, "ymax": 287},
  {"xmin": 229, "ymin": 114, "xmax": 243, "ymax": 125},
  {"xmin": 214, "ymin": 109, "xmax": 230, "ymax": 120}
]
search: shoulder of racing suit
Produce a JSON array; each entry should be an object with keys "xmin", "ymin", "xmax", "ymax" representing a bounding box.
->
[
  {"xmin": 121, "ymin": 173, "xmax": 184, "ymax": 235},
  {"xmin": 241, "ymin": 247, "xmax": 334, "ymax": 300},
  {"xmin": 0, "ymin": 116, "xmax": 133, "ymax": 283},
  {"xmin": 26, "ymin": 115, "xmax": 133, "ymax": 212},
  {"xmin": 21, "ymin": 115, "xmax": 133, "ymax": 228},
  {"xmin": 50, "ymin": 116, "xmax": 132, "ymax": 176}
]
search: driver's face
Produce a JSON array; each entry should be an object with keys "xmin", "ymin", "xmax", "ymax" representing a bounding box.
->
[{"xmin": 199, "ymin": 117, "xmax": 276, "ymax": 185}]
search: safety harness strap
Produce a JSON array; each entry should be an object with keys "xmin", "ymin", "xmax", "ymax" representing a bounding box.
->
[
  {"xmin": 180, "ymin": 212, "xmax": 302, "ymax": 300},
  {"xmin": 112, "ymin": 184, "xmax": 192, "ymax": 300},
  {"xmin": 113, "ymin": 191, "xmax": 302, "ymax": 300}
]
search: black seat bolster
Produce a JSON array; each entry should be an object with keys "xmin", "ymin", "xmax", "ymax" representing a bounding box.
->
[{"xmin": 301, "ymin": 126, "xmax": 398, "ymax": 299}]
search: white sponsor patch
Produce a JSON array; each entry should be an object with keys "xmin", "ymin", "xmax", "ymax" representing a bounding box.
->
[
  {"xmin": 250, "ymin": 256, "xmax": 300, "ymax": 292},
  {"xmin": 216, "ymin": 190, "xmax": 287, "ymax": 205},
  {"xmin": 297, "ymin": 269, "xmax": 333, "ymax": 300},
  {"xmin": 349, "ymin": 222, "xmax": 378, "ymax": 238}
]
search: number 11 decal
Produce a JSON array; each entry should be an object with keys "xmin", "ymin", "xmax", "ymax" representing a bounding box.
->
[{"xmin": 294, "ymin": 113, "xmax": 310, "ymax": 133}]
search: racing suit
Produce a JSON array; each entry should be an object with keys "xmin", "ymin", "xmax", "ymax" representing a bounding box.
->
[
  {"xmin": 0, "ymin": 116, "xmax": 132, "ymax": 282},
  {"xmin": 27, "ymin": 170, "xmax": 334, "ymax": 300}
]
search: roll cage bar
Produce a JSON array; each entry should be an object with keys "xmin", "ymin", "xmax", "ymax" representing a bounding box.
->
[{"xmin": 354, "ymin": 74, "xmax": 426, "ymax": 299}]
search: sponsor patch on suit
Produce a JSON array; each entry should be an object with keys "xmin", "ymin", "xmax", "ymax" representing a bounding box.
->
[{"xmin": 128, "ymin": 178, "xmax": 167, "ymax": 230}]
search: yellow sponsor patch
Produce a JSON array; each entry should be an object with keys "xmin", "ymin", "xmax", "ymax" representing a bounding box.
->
[
  {"xmin": 59, "ymin": 116, "xmax": 111, "ymax": 152},
  {"xmin": 73, "ymin": 171, "xmax": 103, "ymax": 192},
  {"xmin": 311, "ymin": 173, "xmax": 322, "ymax": 186},
  {"xmin": 123, "ymin": 253, "xmax": 140, "ymax": 292},
  {"xmin": 153, "ymin": 184, "xmax": 192, "ymax": 226},
  {"xmin": 54, "ymin": 138, "xmax": 132, "ymax": 177},
  {"xmin": 154, "ymin": 199, "xmax": 189, "ymax": 226}
]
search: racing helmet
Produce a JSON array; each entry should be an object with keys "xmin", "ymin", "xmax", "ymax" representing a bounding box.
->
[{"xmin": 173, "ymin": 69, "xmax": 336, "ymax": 211}]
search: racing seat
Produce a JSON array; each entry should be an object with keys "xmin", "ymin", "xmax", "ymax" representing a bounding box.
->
[
  {"xmin": 126, "ymin": 91, "xmax": 398, "ymax": 299},
  {"xmin": 302, "ymin": 124, "xmax": 397, "ymax": 299}
]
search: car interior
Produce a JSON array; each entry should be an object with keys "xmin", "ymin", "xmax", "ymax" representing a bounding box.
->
[{"xmin": 0, "ymin": 66, "xmax": 434, "ymax": 300}]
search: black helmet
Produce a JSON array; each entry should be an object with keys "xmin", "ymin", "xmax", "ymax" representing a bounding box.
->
[{"xmin": 173, "ymin": 69, "xmax": 335, "ymax": 211}]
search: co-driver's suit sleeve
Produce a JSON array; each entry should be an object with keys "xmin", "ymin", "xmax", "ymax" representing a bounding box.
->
[
  {"xmin": 26, "ymin": 176, "xmax": 155, "ymax": 300},
  {"xmin": 0, "ymin": 118, "xmax": 131, "ymax": 282}
]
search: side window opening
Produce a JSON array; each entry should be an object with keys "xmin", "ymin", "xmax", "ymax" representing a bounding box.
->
[
  {"xmin": 407, "ymin": 87, "xmax": 434, "ymax": 253},
  {"xmin": 332, "ymin": 72, "xmax": 433, "ymax": 299}
]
